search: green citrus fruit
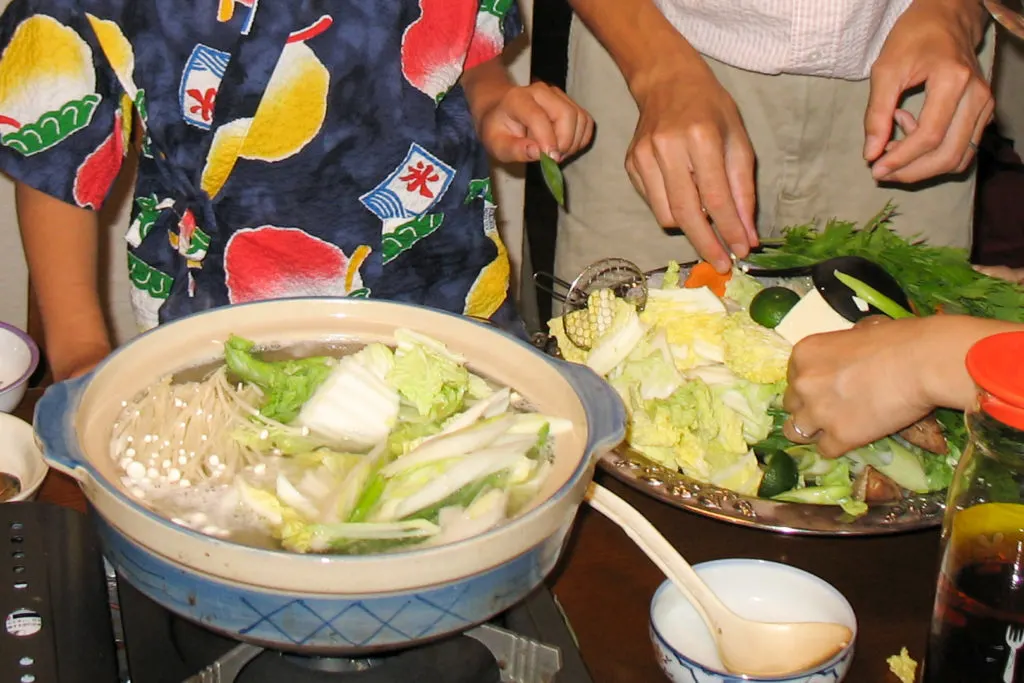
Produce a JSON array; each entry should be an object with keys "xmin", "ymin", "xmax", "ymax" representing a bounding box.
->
[
  {"xmin": 749, "ymin": 287, "xmax": 801, "ymax": 329},
  {"xmin": 758, "ymin": 450, "xmax": 800, "ymax": 498}
]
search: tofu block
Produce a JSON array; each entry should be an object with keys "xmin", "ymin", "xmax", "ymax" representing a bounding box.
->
[{"xmin": 774, "ymin": 288, "xmax": 854, "ymax": 345}]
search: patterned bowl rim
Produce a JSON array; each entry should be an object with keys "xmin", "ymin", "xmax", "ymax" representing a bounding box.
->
[
  {"xmin": 649, "ymin": 559, "xmax": 857, "ymax": 681},
  {"xmin": 0, "ymin": 321, "xmax": 39, "ymax": 396},
  {"xmin": 0, "ymin": 412, "xmax": 48, "ymax": 501}
]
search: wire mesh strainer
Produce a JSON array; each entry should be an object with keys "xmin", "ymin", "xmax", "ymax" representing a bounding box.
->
[{"xmin": 534, "ymin": 258, "xmax": 649, "ymax": 350}]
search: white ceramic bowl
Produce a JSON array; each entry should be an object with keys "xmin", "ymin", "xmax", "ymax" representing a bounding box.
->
[
  {"xmin": 0, "ymin": 413, "xmax": 48, "ymax": 501},
  {"xmin": 0, "ymin": 322, "xmax": 38, "ymax": 413},
  {"xmin": 650, "ymin": 559, "xmax": 857, "ymax": 683}
]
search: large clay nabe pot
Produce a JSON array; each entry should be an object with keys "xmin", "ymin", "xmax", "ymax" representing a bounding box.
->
[{"xmin": 34, "ymin": 299, "xmax": 625, "ymax": 652}]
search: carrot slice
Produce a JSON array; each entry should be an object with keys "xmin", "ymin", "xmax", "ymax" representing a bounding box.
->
[{"xmin": 683, "ymin": 261, "xmax": 732, "ymax": 297}]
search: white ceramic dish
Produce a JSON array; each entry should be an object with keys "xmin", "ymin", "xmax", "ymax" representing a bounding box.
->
[
  {"xmin": 650, "ymin": 559, "xmax": 857, "ymax": 682},
  {"xmin": 0, "ymin": 322, "xmax": 38, "ymax": 414},
  {"xmin": 0, "ymin": 413, "xmax": 48, "ymax": 501}
]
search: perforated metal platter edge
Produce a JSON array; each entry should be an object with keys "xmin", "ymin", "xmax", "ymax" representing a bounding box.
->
[{"xmin": 599, "ymin": 447, "xmax": 946, "ymax": 536}]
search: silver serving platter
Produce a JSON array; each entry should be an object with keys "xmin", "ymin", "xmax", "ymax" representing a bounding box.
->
[
  {"xmin": 599, "ymin": 447, "xmax": 946, "ymax": 535},
  {"xmin": 534, "ymin": 266, "xmax": 948, "ymax": 536}
]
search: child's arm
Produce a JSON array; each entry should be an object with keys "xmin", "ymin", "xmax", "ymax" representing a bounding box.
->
[
  {"xmin": 461, "ymin": 58, "xmax": 593, "ymax": 164},
  {"xmin": 461, "ymin": 58, "xmax": 515, "ymax": 127},
  {"xmin": 16, "ymin": 183, "xmax": 111, "ymax": 380}
]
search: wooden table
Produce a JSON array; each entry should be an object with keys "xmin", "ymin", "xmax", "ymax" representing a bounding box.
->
[{"xmin": 27, "ymin": 389, "xmax": 933, "ymax": 683}]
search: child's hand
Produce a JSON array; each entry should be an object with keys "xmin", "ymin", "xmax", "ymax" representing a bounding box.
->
[{"xmin": 478, "ymin": 82, "xmax": 593, "ymax": 164}]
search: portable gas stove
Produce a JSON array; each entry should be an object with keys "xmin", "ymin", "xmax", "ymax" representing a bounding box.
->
[{"xmin": 2, "ymin": 503, "xmax": 594, "ymax": 683}]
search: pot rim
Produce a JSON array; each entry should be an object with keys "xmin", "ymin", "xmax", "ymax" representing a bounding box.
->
[{"xmin": 57, "ymin": 297, "xmax": 618, "ymax": 568}]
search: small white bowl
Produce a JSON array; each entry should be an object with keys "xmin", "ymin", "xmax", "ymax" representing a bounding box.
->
[
  {"xmin": 0, "ymin": 413, "xmax": 48, "ymax": 501},
  {"xmin": 650, "ymin": 559, "xmax": 857, "ymax": 683},
  {"xmin": 0, "ymin": 322, "xmax": 38, "ymax": 413}
]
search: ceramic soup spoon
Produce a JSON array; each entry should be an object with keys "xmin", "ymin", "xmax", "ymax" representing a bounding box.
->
[
  {"xmin": 985, "ymin": 0, "xmax": 1024, "ymax": 39},
  {"xmin": 0, "ymin": 471, "xmax": 22, "ymax": 502},
  {"xmin": 585, "ymin": 483, "xmax": 853, "ymax": 677}
]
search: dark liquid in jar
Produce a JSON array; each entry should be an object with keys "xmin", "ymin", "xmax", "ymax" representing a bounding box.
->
[{"xmin": 924, "ymin": 559, "xmax": 1024, "ymax": 682}]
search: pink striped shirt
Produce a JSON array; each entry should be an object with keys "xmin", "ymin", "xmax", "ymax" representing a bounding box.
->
[{"xmin": 654, "ymin": 0, "xmax": 913, "ymax": 80}]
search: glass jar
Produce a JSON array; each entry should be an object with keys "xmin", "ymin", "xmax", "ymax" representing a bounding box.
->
[{"xmin": 923, "ymin": 332, "xmax": 1024, "ymax": 683}]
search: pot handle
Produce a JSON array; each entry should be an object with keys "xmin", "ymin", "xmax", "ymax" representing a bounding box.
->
[
  {"xmin": 551, "ymin": 359, "xmax": 626, "ymax": 460},
  {"xmin": 33, "ymin": 373, "xmax": 95, "ymax": 484}
]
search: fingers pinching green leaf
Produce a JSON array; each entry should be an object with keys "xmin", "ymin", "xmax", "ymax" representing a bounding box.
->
[{"xmin": 540, "ymin": 153, "xmax": 565, "ymax": 207}]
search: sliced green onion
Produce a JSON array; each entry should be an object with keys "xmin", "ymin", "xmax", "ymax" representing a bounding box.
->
[
  {"xmin": 347, "ymin": 473, "xmax": 387, "ymax": 523},
  {"xmin": 833, "ymin": 270, "xmax": 914, "ymax": 319},
  {"xmin": 540, "ymin": 153, "xmax": 565, "ymax": 207}
]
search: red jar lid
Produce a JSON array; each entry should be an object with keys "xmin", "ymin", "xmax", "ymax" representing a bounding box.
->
[{"xmin": 966, "ymin": 332, "xmax": 1024, "ymax": 431}]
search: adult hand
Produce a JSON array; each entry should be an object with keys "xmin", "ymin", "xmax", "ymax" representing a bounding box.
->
[
  {"xmin": 864, "ymin": 0, "xmax": 993, "ymax": 183},
  {"xmin": 782, "ymin": 316, "xmax": 947, "ymax": 457},
  {"xmin": 625, "ymin": 61, "xmax": 757, "ymax": 273},
  {"xmin": 974, "ymin": 264, "xmax": 1024, "ymax": 284}
]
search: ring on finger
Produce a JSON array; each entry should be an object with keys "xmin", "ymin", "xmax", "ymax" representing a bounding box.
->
[
  {"xmin": 791, "ymin": 421, "xmax": 815, "ymax": 440},
  {"xmin": 968, "ymin": 140, "xmax": 979, "ymax": 153}
]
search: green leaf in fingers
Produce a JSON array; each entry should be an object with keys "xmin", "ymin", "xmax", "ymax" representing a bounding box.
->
[
  {"xmin": 540, "ymin": 153, "xmax": 565, "ymax": 207},
  {"xmin": 834, "ymin": 271, "xmax": 914, "ymax": 319}
]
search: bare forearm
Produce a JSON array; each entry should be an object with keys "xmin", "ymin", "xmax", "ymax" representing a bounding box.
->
[
  {"xmin": 461, "ymin": 57, "xmax": 515, "ymax": 130},
  {"xmin": 16, "ymin": 182, "xmax": 110, "ymax": 379},
  {"xmin": 918, "ymin": 315, "xmax": 1022, "ymax": 411},
  {"xmin": 908, "ymin": 0, "xmax": 989, "ymax": 44},
  {"xmin": 566, "ymin": 0, "xmax": 707, "ymax": 99}
]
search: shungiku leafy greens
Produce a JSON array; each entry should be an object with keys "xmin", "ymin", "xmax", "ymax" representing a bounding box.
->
[
  {"xmin": 108, "ymin": 330, "xmax": 567, "ymax": 554},
  {"xmin": 747, "ymin": 202, "xmax": 1024, "ymax": 323}
]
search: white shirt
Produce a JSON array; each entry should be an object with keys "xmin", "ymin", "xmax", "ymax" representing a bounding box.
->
[{"xmin": 653, "ymin": 0, "xmax": 914, "ymax": 80}]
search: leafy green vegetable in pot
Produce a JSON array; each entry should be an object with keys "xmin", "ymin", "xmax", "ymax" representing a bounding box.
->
[
  {"xmin": 389, "ymin": 329, "xmax": 471, "ymax": 422},
  {"xmin": 224, "ymin": 335, "xmax": 334, "ymax": 423},
  {"xmin": 347, "ymin": 472, "xmax": 388, "ymax": 523},
  {"xmin": 232, "ymin": 424, "xmax": 331, "ymax": 455},
  {"xmin": 402, "ymin": 472, "xmax": 509, "ymax": 523},
  {"xmin": 115, "ymin": 327, "xmax": 566, "ymax": 556},
  {"xmin": 294, "ymin": 343, "xmax": 403, "ymax": 449},
  {"xmin": 281, "ymin": 519, "xmax": 440, "ymax": 554}
]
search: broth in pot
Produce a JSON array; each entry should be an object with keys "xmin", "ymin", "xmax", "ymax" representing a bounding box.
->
[{"xmin": 109, "ymin": 330, "xmax": 564, "ymax": 554}]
